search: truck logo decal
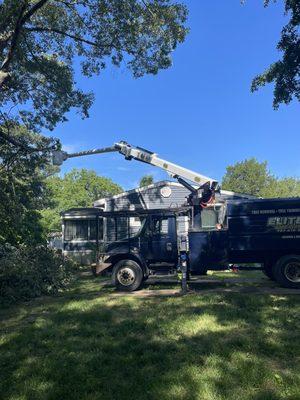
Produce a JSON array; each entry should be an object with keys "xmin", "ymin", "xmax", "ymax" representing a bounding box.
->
[{"xmin": 267, "ymin": 216, "xmax": 300, "ymax": 232}]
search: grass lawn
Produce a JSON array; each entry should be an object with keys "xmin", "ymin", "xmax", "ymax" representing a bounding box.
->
[{"xmin": 1, "ymin": 270, "xmax": 300, "ymax": 400}]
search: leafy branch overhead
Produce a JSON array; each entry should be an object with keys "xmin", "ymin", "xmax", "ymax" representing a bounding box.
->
[
  {"xmin": 0, "ymin": 0, "xmax": 188, "ymax": 131},
  {"xmin": 251, "ymin": 0, "xmax": 300, "ymax": 108}
]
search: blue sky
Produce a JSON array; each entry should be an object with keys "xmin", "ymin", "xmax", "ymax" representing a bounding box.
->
[{"xmin": 52, "ymin": 0, "xmax": 300, "ymax": 190}]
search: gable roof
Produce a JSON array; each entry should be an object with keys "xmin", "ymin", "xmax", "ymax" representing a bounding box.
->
[{"xmin": 93, "ymin": 180, "xmax": 255, "ymax": 207}]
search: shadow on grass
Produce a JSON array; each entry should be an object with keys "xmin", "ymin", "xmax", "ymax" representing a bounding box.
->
[{"xmin": 0, "ymin": 274, "xmax": 300, "ymax": 400}]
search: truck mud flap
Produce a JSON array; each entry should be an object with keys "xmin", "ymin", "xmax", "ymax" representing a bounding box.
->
[{"xmin": 91, "ymin": 262, "xmax": 112, "ymax": 276}]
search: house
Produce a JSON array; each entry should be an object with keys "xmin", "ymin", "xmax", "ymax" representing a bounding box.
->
[{"xmin": 94, "ymin": 180, "xmax": 253, "ymax": 211}]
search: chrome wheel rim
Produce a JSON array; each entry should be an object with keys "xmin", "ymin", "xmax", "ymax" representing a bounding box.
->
[
  {"xmin": 117, "ymin": 267, "xmax": 135, "ymax": 286},
  {"xmin": 284, "ymin": 261, "xmax": 300, "ymax": 283}
]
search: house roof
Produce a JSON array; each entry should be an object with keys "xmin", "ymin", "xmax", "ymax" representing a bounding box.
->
[{"xmin": 93, "ymin": 180, "xmax": 256, "ymax": 207}]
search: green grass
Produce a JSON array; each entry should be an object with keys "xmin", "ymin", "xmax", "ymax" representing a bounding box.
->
[
  {"xmin": 208, "ymin": 269, "xmax": 265, "ymax": 279},
  {"xmin": 1, "ymin": 271, "xmax": 300, "ymax": 400}
]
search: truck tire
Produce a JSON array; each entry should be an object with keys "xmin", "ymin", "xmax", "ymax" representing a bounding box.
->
[
  {"xmin": 272, "ymin": 255, "xmax": 300, "ymax": 289},
  {"xmin": 262, "ymin": 263, "xmax": 275, "ymax": 281},
  {"xmin": 112, "ymin": 260, "xmax": 143, "ymax": 292}
]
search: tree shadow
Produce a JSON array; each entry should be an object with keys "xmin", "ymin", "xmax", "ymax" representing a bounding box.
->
[{"xmin": 0, "ymin": 279, "xmax": 299, "ymax": 400}]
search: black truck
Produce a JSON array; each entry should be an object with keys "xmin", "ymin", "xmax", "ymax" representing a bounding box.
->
[
  {"xmin": 62, "ymin": 196, "xmax": 300, "ymax": 291},
  {"xmin": 55, "ymin": 140, "xmax": 300, "ymax": 291}
]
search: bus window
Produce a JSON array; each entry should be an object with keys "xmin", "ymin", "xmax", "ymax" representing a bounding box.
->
[
  {"xmin": 65, "ymin": 220, "xmax": 89, "ymax": 240},
  {"xmin": 64, "ymin": 219, "xmax": 100, "ymax": 241}
]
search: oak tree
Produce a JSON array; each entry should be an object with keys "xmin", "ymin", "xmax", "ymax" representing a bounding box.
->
[
  {"xmin": 0, "ymin": 0, "xmax": 188, "ymax": 137},
  {"xmin": 251, "ymin": 0, "xmax": 300, "ymax": 108}
]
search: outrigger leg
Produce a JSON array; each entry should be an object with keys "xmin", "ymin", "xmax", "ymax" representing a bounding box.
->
[{"xmin": 180, "ymin": 252, "xmax": 188, "ymax": 294}]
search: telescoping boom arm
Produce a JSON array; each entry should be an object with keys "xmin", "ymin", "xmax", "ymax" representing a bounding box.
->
[
  {"xmin": 116, "ymin": 141, "xmax": 217, "ymax": 188},
  {"xmin": 53, "ymin": 141, "xmax": 218, "ymax": 190}
]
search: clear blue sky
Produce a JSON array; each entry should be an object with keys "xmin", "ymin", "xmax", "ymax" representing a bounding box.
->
[{"xmin": 52, "ymin": 0, "xmax": 300, "ymax": 190}]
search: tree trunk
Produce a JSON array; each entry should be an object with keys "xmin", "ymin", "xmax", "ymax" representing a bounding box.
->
[{"xmin": 0, "ymin": 70, "xmax": 9, "ymax": 87}]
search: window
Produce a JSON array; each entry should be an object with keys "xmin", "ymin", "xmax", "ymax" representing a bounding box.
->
[
  {"xmin": 152, "ymin": 217, "xmax": 169, "ymax": 235},
  {"xmin": 106, "ymin": 217, "xmax": 116, "ymax": 242},
  {"xmin": 201, "ymin": 209, "xmax": 218, "ymax": 229},
  {"xmin": 64, "ymin": 219, "xmax": 99, "ymax": 241},
  {"xmin": 200, "ymin": 204, "xmax": 227, "ymax": 229},
  {"xmin": 116, "ymin": 217, "xmax": 129, "ymax": 240},
  {"xmin": 65, "ymin": 220, "xmax": 88, "ymax": 240}
]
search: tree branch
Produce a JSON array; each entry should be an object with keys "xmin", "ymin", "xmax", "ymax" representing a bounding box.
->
[
  {"xmin": 0, "ymin": 127, "xmax": 28, "ymax": 150},
  {"xmin": 0, "ymin": 126, "xmax": 57, "ymax": 154},
  {"xmin": 26, "ymin": 26, "xmax": 109, "ymax": 49},
  {"xmin": 21, "ymin": 0, "xmax": 50, "ymax": 25},
  {"xmin": 0, "ymin": 0, "xmax": 50, "ymax": 89},
  {"xmin": 0, "ymin": 2, "xmax": 28, "ymax": 86}
]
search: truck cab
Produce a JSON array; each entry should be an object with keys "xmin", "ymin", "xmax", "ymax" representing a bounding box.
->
[
  {"xmin": 100, "ymin": 209, "xmax": 188, "ymax": 278},
  {"xmin": 61, "ymin": 207, "xmax": 188, "ymax": 284}
]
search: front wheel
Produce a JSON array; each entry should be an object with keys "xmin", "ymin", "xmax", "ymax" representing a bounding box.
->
[
  {"xmin": 273, "ymin": 255, "xmax": 300, "ymax": 289},
  {"xmin": 112, "ymin": 260, "xmax": 143, "ymax": 292}
]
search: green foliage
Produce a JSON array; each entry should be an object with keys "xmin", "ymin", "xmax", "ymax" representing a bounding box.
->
[
  {"xmin": 251, "ymin": 0, "xmax": 300, "ymax": 108},
  {"xmin": 139, "ymin": 174, "xmax": 154, "ymax": 187},
  {"xmin": 0, "ymin": 244, "xmax": 76, "ymax": 303},
  {"xmin": 222, "ymin": 158, "xmax": 300, "ymax": 198},
  {"xmin": 0, "ymin": 123, "xmax": 58, "ymax": 245},
  {"xmin": 0, "ymin": 0, "xmax": 188, "ymax": 131},
  {"xmin": 261, "ymin": 176, "xmax": 300, "ymax": 198},
  {"xmin": 222, "ymin": 158, "xmax": 272, "ymax": 196},
  {"xmin": 42, "ymin": 168, "xmax": 123, "ymax": 232}
]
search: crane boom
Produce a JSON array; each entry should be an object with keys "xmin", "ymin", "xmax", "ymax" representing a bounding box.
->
[
  {"xmin": 114, "ymin": 141, "xmax": 216, "ymax": 187},
  {"xmin": 52, "ymin": 140, "xmax": 217, "ymax": 189}
]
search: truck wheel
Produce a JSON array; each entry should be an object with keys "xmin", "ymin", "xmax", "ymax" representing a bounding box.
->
[
  {"xmin": 112, "ymin": 260, "xmax": 143, "ymax": 292},
  {"xmin": 273, "ymin": 255, "xmax": 300, "ymax": 289},
  {"xmin": 262, "ymin": 263, "xmax": 275, "ymax": 281}
]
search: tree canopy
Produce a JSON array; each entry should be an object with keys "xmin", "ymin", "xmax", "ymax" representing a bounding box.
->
[
  {"xmin": 222, "ymin": 158, "xmax": 300, "ymax": 198},
  {"xmin": 251, "ymin": 0, "xmax": 300, "ymax": 108},
  {"xmin": 42, "ymin": 168, "xmax": 122, "ymax": 232},
  {"xmin": 139, "ymin": 174, "xmax": 154, "ymax": 187},
  {"xmin": 0, "ymin": 0, "xmax": 188, "ymax": 135},
  {"xmin": 0, "ymin": 123, "xmax": 57, "ymax": 245}
]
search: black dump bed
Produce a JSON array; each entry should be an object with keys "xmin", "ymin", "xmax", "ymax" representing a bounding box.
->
[{"xmin": 227, "ymin": 197, "xmax": 300, "ymax": 261}]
